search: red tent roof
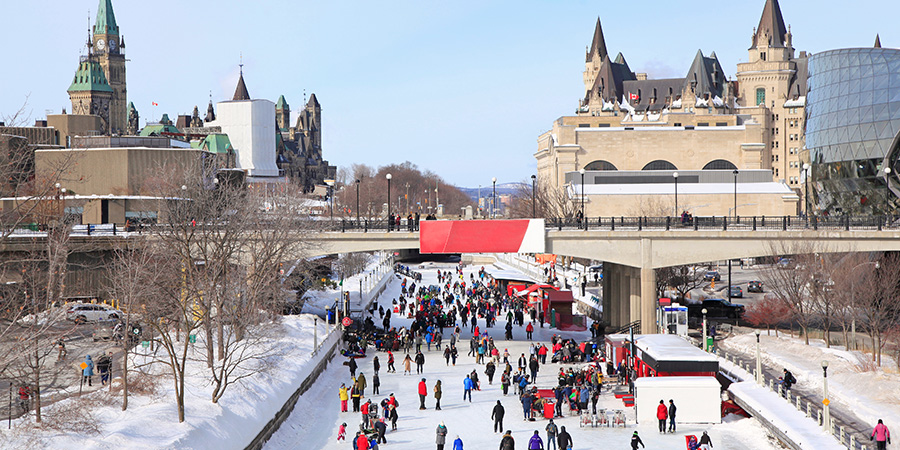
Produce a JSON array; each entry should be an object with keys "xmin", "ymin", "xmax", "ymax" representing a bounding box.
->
[
  {"xmin": 545, "ymin": 290, "xmax": 575, "ymax": 303},
  {"xmin": 512, "ymin": 283, "xmax": 558, "ymax": 297}
]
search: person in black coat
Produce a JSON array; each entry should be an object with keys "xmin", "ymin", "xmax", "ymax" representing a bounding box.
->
[
  {"xmin": 415, "ymin": 351, "xmax": 426, "ymax": 374},
  {"xmin": 631, "ymin": 431, "xmax": 645, "ymax": 449},
  {"xmin": 668, "ymin": 399, "xmax": 677, "ymax": 433},
  {"xmin": 348, "ymin": 357, "xmax": 358, "ymax": 377},
  {"xmin": 557, "ymin": 425, "xmax": 572, "ymax": 449},
  {"xmin": 492, "ymin": 400, "xmax": 505, "ymax": 433},
  {"xmin": 374, "ymin": 418, "xmax": 387, "ymax": 443}
]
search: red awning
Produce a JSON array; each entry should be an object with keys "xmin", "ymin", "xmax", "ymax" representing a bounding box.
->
[{"xmin": 545, "ymin": 290, "xmax": 575, "ymax": 303}]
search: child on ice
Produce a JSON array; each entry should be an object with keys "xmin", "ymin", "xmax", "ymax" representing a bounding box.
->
[{"xmin": 338, "ymin": 422, "xmax": 347, "ymax": 441}]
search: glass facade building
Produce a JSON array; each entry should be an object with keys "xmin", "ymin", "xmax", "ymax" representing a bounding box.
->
[{"xmin": 806, "ymin": 47, "xmax": 900, "ymax": 214}]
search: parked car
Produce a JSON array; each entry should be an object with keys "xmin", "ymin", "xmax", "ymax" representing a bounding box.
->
[
  {"xmin": 777, "ymin": 258, "xmax": 794, "ymax": 269},
  {"xmin": 704, "ymin": 270, "xmax": 721, "ymax": 281},
  {"xmin": 729, "ymin": 286, "xmax": 743, "ymax": 298},
  {"xmin": 747, "ymin": 281, "xmax": 763, "ymax": 293},
  {"xmin": 66, "ymin": 303, "xmax": 123, "ymax": 324},
  {"xmin": 687, "ymin": 298, "xmax": 746, "ymax": 319}
]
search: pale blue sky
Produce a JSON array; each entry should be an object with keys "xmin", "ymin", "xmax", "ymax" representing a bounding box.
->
[{"xmin": 1, "ymin": 0, "xmax": 895, "ymax": 187}]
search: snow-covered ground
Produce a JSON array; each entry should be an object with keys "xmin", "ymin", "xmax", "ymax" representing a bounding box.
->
[
  {"xmin": 266, "ymin": 261, "xmax": 783, "ymax": 450},
  {"xmin": 722, "ymin": 331, "xmax": 900, "ymax": 432},
  {"xmin": 0, "ymin": 255, "xmax": 389, "ymax": 450}
]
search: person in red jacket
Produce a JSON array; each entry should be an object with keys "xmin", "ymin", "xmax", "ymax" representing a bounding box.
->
[
  {"xmin": 419, "ymin": 378, "xmax": 428, "ymax": 410},
  {"xmin": 656, "ymin": 400, "xmax": 668, "ymax": 433},
  {"xmin": 526, "ymin": 323, "xmax": 534, "ymax": 340},
  {"xmin": 356, "ymin": 431, "xmax": 370, "ymax": 450}
]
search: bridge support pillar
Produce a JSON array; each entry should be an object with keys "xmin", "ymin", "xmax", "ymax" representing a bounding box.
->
[
  {"xmin": 602, "ymin": 262, "xmax": 641, "ymax": 331},
  {"xmin": 640, "ymin": 238, "xmax": 657, "ymax": 335}
]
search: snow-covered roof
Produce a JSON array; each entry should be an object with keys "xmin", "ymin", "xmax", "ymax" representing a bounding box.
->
[
  {"xmin": 783, "ymin": 96, "xmax": 806, "ymax": 108},
  {"xmin": 634, "ymin": 376, "xmax": 720, "ymax": 388},
  {"xmin": 635, "ymin": 334, "xmax": 719, "ymax": 363}
]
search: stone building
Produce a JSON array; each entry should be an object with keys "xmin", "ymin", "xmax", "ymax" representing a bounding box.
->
[{"xmin": 535, "ymin": 0, "xmax": 803, "ymax": 217}]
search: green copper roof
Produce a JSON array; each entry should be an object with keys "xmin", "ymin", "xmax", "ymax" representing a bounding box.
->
[
  {"xmin": 67, "ymin": 59, "xmax": 113, "ymax": 93},
  {"xmin": 276, "ymin": 95, "xmax": 289, "ymax": 110},
  {"xmin": 127, "ymin": 101, "xmax": 137, "ymax": 114},
  {"xmin": 93, "ymin": 0, "xmax": 119, "ymax": 36},
  {"xmin": 139, "ymin": 123, "xmax": 179, "ymax": 137},
  {"xmin": 194, "ymin": 134, "xmax": 232, "ymax": 154}
]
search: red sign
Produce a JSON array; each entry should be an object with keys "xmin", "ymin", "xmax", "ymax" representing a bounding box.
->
[
  {"xmin": 342, "ymin": 317, "xmax": 352, "ymax": 327},
  {"xmin": 419, "ymin": 219, "xmax": 545, "ymax": 254}
]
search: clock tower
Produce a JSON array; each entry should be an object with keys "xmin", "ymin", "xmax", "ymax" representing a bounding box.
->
[{"xmin": 91, "ymin": 0, "xmax": 127, "ymax": 135}]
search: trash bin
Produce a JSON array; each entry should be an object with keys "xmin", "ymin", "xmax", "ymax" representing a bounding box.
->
[
  {"xmin": 544, "ymin": 401, "xmax": 555, "ymax": 420},
  {"xmin": 706, "ymin": 337, "xmax": 714, "ymax": 351}
]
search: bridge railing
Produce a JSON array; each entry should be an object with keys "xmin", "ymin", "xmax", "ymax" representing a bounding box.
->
[{"xmin": 547, "ymin": 215, "xmax": 900, "ymax": 232}]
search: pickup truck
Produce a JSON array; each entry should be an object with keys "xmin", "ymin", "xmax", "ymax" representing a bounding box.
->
[{"xmin": 687, "ymin": 299, "xmax": 746, "ymax": 319}]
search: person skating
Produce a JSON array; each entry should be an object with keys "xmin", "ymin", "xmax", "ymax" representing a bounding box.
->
[
  {"xmin": 463, "ymin": 374, "xmax": 474, "ymax": 402},
  {"xmin": 528, "ymin": 430, "xmax": 544, "ymax": 450},
  {"xmin": 361, "ymin": 399, "xmax": 372, "ymax": 427},
  {"xmin": 630, "ymin": 430, "xmax": 645, "ymax": 449},
  {"xmin": 403, "ymin": 354, "xmax": 412, "ymax": 375},
  {"xmin": 388, "ymin": 351, "xmax": 396, "ymax": 373},
  {"xmin": 348, "ymin": 357, "xmax": 358, "ymax": 377},
  {"xmin": 526, "ymin": 322, "xmax": 534, "ymax": 340},
  {"xmin": 444, "ymin": 347, "xmax": 451, "ymax": 365},
  {"xmin": 500, "ymin": 430, "xmax": 515, "ymax": 450},
  {"xmin": 357, "ymin": 372, "xmax": 368, "ymax": 396},
  {"xmin": 492, "ymin": 400, "xmax": 505, "ymax": 433},
  {"xmin": 556, "ymin": 425, "xmax": 572, "ymax": 450},
  {"xmin": 434, "ymin": 380, "xmax": 443, "ymax": 410},
  {"xmin": 522, "ymin": 390, "xmax": 533, "ymax": 421},
  {"xmin": 419, "ymin": 378, "xmax": 428, "ymax": 410},
  {"xmin": 436, "ymin": 421, "xmax": 448, "ymax": 450},
  {"xmin": 388, "ymin": 404, "xmax": 399, "ymax": 430},
  {"xmin": 668, "ymin": 399, "xmax": 677, "ymax": 433},
  {"xmin": 872, "ymin": 419, "xmax": 891, "ymax": 450},
  {"xmin": 351, "ymin": 383, "xmax": 361, "ymax": 412},
  {"xmin": 656, "ymin": 399, "xmax": 668, "ymax": 433},
  {"xmin": 373, "ymin": 373, "xmax": 380, "ymax": 395},
  {"xmin": 416, "ymin": 351, "xmax": 426, "ymax": 374},
  {"xmin": 545, "ymin": 420, "xmax": 558, "ymax": 450},
  {"xmin": 337, "ymin": 422, "xmax": 347, "ymax": 441},
  {"xmin": 338, "ymin": 383, "xmax": 349, "ymax": 412},
  {"xmin": 452, "ymin": 435, "xmax": 464, "ymax": 450},
  {"xmin": 698, "ymin": 430, "xmax": 713, "ymax": 450},
  {"xmin": 501, "ymin": 371, "xmax": 510, "ymax": 395},
  {"xmin": 486, "ymin": 360, "xmax": 496, "ymax": 384},
  {"xmin": 356, "ymin": 431, "xmax": 370, "ymax": 450},
  {"xmin": 373, "ymin": 355, "xmax": 380, "ymax": 374}
]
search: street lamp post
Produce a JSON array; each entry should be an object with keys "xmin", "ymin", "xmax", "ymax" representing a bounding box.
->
[
  {"xmin": 355, "ymin": 179, "xmax": 360, "ymax": 225},
  {"xmin": 531, "ymin": 175, "xmax": 537, "ymax": 218},
  {"xmin": 673, "ymin": 172, "xmax": 679, "ymax": 217},
  {"xmin": 803, "ymin": 163, "xmax": 811, "ymax": 219},
  {"xmin": 702, "ymin": 308, "xmax": 709, "ymax": 351},
  {"xmin": 732, "ymin": 169, "xmax": 739, "ymax": 218},
  {"xmin": 755, "ymin": 329, "xmax": 762, "ymax": 385},
  {"xmin": 884, "ymin": 167, "xmax": 892, "ymax": 215},
  {"xmin": 822, "ymin": 360, "xmax": 830, "ymax": 432},
  {"xmin": 386, "ymin": 173, "xmax": 392, "ymax": 231},
  {"xmin": 579, "ymin": 168, "xmax": 586, "ymax": 229},
  {"xmin": 491, "ymin": 177, "xmax": 497, "ymax": 219}
]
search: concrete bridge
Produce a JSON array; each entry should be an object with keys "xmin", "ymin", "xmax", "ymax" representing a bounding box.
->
[{"xmin": 7, "ymin": 221, "xmax": 900, "ymax": 335}]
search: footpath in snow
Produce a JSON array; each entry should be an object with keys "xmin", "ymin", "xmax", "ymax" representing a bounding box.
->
[{"xmin": 265, "ymin": 261, "xmax": 783, "ymax": 450}]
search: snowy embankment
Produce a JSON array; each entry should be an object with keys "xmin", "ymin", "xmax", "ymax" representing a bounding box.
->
[
  {"xmin": 1, "ymin": 255, "xmax": 391, "ymax": 450},
  {"xmin": 722, "ymin": 332, "xmax": 900, "ymax": 430},
  {"xmin": 721, "ymin": 358, "xmax": 844, "ymax": 449}
]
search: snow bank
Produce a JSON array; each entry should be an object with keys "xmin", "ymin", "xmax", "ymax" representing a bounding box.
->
[{"xmin": 722, "ymin": 332, "xmax": 900, "ymax": 430}]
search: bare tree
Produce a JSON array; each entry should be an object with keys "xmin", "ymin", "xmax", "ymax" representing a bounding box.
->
[
  {"xmin": 655, "ymin": 265, "xmax": 707, "ymax": 301},
  {"xmin": 760, "ymin": 242, "xmax": 825, "ymax": 345},
  {"xmin": 507, "ymin": 178, "xmax": 576, "ymax": 219},
  {"xmin": 862, "ymin": 253, "xmax": 900, "ymax": 366}
]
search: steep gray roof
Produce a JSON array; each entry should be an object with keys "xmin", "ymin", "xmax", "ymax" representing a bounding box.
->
[
  {"xmin": 683, "ymin": 50, "xmax": 727, "ymax": 98},
  {"xmin": 788, "ymin": 55, "xmax": 808, "ymax": 99},
  {"xmin": 586, "ymin": 18, "xmax": 609, "ymax": 62},
  {"xmin": 752, "ymin": 0, "xmax": 789, "ymax": 49},
  {"xmin": 232, "ymin": 71, "xmax": 250, "ymax": 101}
]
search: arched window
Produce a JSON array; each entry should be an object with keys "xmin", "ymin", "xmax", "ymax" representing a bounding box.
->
[
  {"xmin": 584, "ymin": 160, "xmax": 618, "ymax": 171},
  {"xmin": 702, "ymin": 159, "xmax": 738, "ymax": 170},
  {"xmin": 642, "ymin": 160, "xmax": 677, "ymax": 171}
]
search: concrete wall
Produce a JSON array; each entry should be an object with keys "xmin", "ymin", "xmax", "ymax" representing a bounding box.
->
[{"xmin": 46, "ymin": 114, "xmax": 102, "ymax": 146}]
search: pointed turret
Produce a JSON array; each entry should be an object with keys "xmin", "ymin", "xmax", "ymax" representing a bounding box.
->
[
  {"xmin": 307, "ymin": 93, "xmax": 320, "ymax": 108},
  {"xmin": 205, "ymin": 100, "xmax": 216, "ymax": 122},
  {"xmin": 276, "ymin": 95, "xmax": 289, "ymax": 110},
  {"xmin": 752, "ymin": 0, "xmax": 788, "ymax": 48},
  {"xmin": 93, "ymin": 0, "xmax": 119, "ymax": 36},
  {"xmin": 586, "ymin": 17, "xmax": 609, "ymax": 62},
  {"xmin": 232, "ymin": 69, "xmax": 250, "ymax": 101},
  {"xmin": 875, "ymin": 34, "xmax": 882, "ymax": 48}
]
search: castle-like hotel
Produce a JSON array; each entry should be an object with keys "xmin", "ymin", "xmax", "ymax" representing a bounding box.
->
[{"xmin": 536, "ymin": 0, "xmax": 813, "ymax": 217}]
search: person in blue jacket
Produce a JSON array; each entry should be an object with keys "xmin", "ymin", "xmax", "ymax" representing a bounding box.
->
[
  {"xmin": 82, "ymin": 354, "xmax": 95, "ymax": 386},
  {"xmin": 463, "ymin": 375, "xmax": 474, "ymax": 402},
  {"xmin": 452, "ymin": 435, "xmax": 463, "ymax": 450}
]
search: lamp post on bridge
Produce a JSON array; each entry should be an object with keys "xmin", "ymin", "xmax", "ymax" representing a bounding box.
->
[
  {"xmin": 732, "ymin": 169, "xmax": 739, "ymax": 218},
  {"xmin": 492, "ymin": 177, "xmax": 497, "ymax": 219},
  {"xmin": 803, "ymin": 163, "xmax": 811, "ymax": 221},
  {"xmin": 579, "ymin": 168, "xmax": 586, "ymax": 230},
  {"xmin": 386, "ymin": 173, "xmax": 392, "ymax": 231},
  {"xmin": 702, "ymin": 308, "xmax": 709, "ymax": 352},
  {"xmin": 531, "ymin": 174, "xmax": 537, "ymax": 218},
  {"xmin": 884, "ymin": 167, "xmax": 893, "ymax": 216},
  {"xmin": 673, "ymin": 172, "xmax": 679, "ymax": 218}
]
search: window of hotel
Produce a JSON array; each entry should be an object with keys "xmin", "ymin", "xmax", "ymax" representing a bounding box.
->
[
  {"xmin": 716, "ymin": 122, "xmax": 727, "ymax": 126},
  {"xmin": 698, "ymin": 123, "xmax": 709, "ymax": 127},
  {"xmin": 642, "ymin": 160, "xmax": 678, "ymax": 171},
  {"xmin": 756, "ymin": 88, "xmax": 766, "ymax": 106}
]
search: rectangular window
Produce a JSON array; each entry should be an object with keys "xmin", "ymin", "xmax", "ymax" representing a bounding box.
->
[
  {"xmin": 716, "ymin": 122, "xmax": 727, "ymax": 127},
  {"xmin": 578, "ymin": 124, "xmax": 590, "ymax": 128},
  {"xmin": 698, "ymin": 123, "xmax": 709, "ymax": 127},
  {"xmin": 673, "ymin": 123, "xmax": 682, "ymax": 127},
  {"xmin": 756, "ymin": 88, "xmax": 766, "ymax": 106},
  {"xmin": 598, "ymin": 123, "xmax": 610, "ymax": 128}
]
